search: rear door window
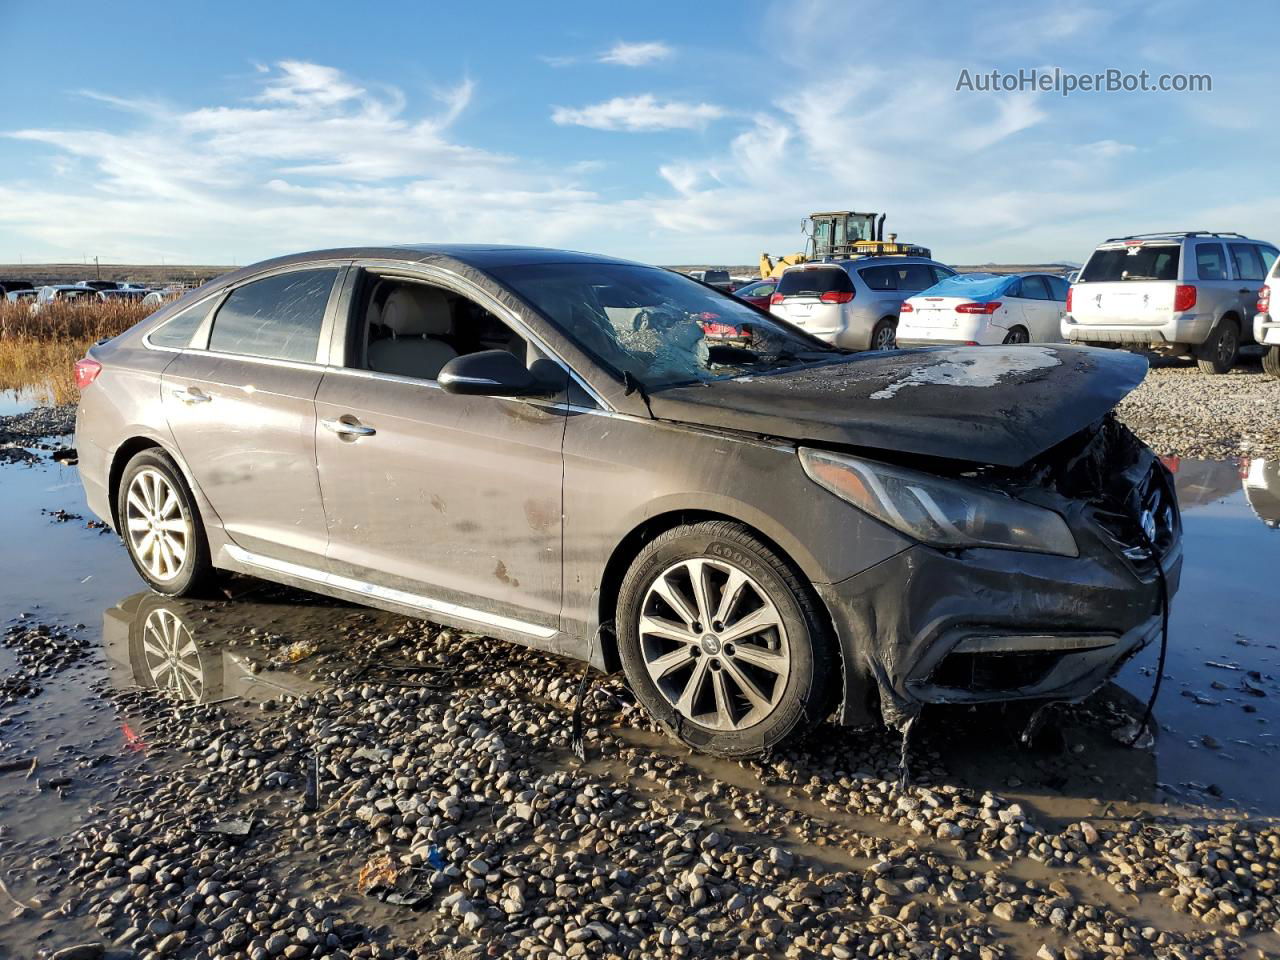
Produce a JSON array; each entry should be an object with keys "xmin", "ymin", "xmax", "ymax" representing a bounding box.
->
[
  {"xmin": 1045, "ymin": 276, "xmax": 1069, "ymax": 301},
  {"xmin": 208, "ymin": 269, "xmax": 339, "ymax": 362},
  {"xmin": 1080, "ymin": 245, "xmax": 1180, "ymax": 282},
  {"xmin": 895, "ymin": 264, "xmax": 936, "ymax": 292},
  {"xmin": 1229, "ymin": 244, "xmax": 1266, "ymax": 281},
  {"xmin": 1018, "ymin": 276, "xmax": 1052, "ymax": 300},
  {"xmin": 858, "ymin": 266, "xmax": 897, "ymax": 291},
  {"xmin": 1195, "ymin": 243, "xmax": 1228, "ymax": 281},
  {"xmin": 778, "ymin": 267, "xmax": 854, "ymax": 297}
]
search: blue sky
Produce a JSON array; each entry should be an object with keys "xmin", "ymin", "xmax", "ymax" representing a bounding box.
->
[{"xmin": 1, "ymin": 0, "xmax": 1275, "ymax": 267}]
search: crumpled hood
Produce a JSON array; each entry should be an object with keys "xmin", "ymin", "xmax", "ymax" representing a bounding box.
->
[{"xmin": 647, "ymin": 344, "xmax": 1148, "ymax": 468}]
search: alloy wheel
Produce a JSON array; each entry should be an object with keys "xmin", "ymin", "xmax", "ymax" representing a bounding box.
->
[
  {"xmin": 872, "ymin": 325, "xmax": 896, "ymax": 350},
  {"xmin": 140, "ymin": 608, "xmax": 204, "ymax": 701},
  {"xmin": 124, "ymin": 468, "xmax": 191, "ymax": 582},
  {"xmin": 638, "ymin": 557, "xmax": 790, "ymax": 731}
]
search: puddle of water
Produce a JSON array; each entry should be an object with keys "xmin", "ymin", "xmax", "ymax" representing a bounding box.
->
[
  {"xmin": 1, "ymin": 449, "xmax": 1278, "ymax": 853},
  {"xmin": 0, "ymin": 384, "xmax": 53, "ymax": 417}
]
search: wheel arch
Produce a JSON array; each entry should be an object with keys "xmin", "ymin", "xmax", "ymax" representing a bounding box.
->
[
  {"xmin": 107, "ymin": 433, "xmax": 208, "ymax": 533},
  {"xmin": 594, "ymin": 510, "xmax": 847, "ymax": 699}
]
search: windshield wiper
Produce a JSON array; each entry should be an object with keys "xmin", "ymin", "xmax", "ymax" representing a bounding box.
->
[{"xmin": 622, "ymin": 370, "xmax": 655, "ymax": 419}]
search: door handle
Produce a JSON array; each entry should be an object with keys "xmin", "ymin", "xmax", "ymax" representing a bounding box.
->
[
  {"xmin": 1239, "ymin": 288, "xmax": 1254, "ymax": 294},
  {"xmin": 171, "ymin": 386, "xmax": 211, "ymax": 404},
  {"xmin": 321, "ymin": 417, "xmax": 376, "ymax": 438}
]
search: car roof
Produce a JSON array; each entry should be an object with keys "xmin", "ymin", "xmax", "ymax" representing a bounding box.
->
[
  {"xmin": 191, "ymin": 244, "xmax": 654, "ymax": 295},
  {"xmin": 782, "ymin": 256, "xmax": 943, "ymax": 272}
]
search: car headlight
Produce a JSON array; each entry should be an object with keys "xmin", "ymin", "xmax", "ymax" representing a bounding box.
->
[{"xmin": 799, "ymin": 448, "xmax": 1078, "ymax": 557}]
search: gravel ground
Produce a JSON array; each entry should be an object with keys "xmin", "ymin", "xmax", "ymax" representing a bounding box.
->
[
  {"xmin": 1116, "ymin": 361, "xmax": 1280, "ymax": 460},
  {"xmin": 1, "ymin": 606, "xmax": 1276, "ymax": 960}
]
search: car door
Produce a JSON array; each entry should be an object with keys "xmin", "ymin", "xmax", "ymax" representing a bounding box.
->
[
  {"xmin": 313, "ymin": 267, "xmax": 567, "ymax": 636},
  {"xmin": 1229, "ymin": 243, "xmax": 1267, "ymax": 336},
  {"xmin": 1017, "ymin": 275, "xmax": 1057, "ymax": 341},
  {"xmin": 160, "ymin": 265, "xmax": 344, "ymax": 568},
  {"xmin": 1043, "ymin": 275, "xmax": 1069, "ymax": 341}
]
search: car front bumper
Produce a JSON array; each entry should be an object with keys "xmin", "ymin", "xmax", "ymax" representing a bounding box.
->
[{"xmin": 815, "ymin": 526, "xmax": 1182, "ymax": 728}]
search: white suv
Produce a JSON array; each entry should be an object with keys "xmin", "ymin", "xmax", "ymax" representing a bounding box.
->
[
  {"xmin": 1255, "ymin": 255, "xmax": 1280, "ymax": 379},
  {"xmin": 1062, "ymin": 231, "xmax": 1279, "ymax": 374}
]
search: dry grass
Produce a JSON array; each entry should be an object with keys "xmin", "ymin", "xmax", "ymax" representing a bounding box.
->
[{"xmin": 0, "ymin": 299, "xmax": 154, "ymax": 405}]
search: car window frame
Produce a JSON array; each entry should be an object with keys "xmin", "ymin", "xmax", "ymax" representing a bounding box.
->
[
  {"xmin": 1228, "ymin": 243, "xmax": 1266, "ymax": 282},
  {"xmin": 1018, "ymin": 275, "xmax": 1052, "ymax": 301},
  {"xmin": 1194, "ymin": 242, "xmax": 1228, "ymax": 282},
  {"xmin": 326, "ymin": 260, "xmax": 609, "ymax": 411},
  {"xmin": 203, "ymin": 265, "xmax": 346, "ymax": 365}
]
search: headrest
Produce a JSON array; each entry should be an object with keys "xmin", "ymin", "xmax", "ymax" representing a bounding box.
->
[{"xmin": 382, "ymin": 285, "xmax": 452, "ymax": 336}]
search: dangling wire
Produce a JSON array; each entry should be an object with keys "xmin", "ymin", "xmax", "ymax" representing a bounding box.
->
[
  {"xmin": 1125, "ymin": 527, "xmax": 1170, "ymax": 747},
  {"xmin": 570, "ymin": 623, "xmax": 611, "ymax": 761}
]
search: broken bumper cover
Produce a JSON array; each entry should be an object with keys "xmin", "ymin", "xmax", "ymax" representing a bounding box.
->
[{"xmin": 816, "ymin": 530, "xmax": 1182, "ymax": 728}]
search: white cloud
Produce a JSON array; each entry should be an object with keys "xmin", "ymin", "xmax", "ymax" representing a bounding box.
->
[
  {"xmin": 552, "ymin": 95, "xmax": 724, "ymax": 132},
  {"xmin": 598, "ymin": 41, "xmax": 673, "ymax": 67}
]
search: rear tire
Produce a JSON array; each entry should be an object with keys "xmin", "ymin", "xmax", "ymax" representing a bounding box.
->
[
  {"xmin": 1196, "ymin": 317, "xmax": 1240, "ymax": 374},
  {"xmin": 118, "ymin": 449, "xmax": 214, "ymax": 597},
  {"xmin": 870, "ymin": 318, "xmax": 897, "ymax": 351},
  {"xmin": 616, "ymin": 521, "xmax": 836, "ymax": 757},
  {"xmin": 1002, "ymin": 326, "xmax": 1030, "ymax": 344},
  {"xmin": 1262, "ymin": 346, "xmax": 1280, "ymax": 380}
]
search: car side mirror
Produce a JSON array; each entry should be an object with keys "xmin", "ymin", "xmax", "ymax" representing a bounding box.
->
[{"xmin": 437, "ymin": 349, "xmax": 561, "ymax": 398}]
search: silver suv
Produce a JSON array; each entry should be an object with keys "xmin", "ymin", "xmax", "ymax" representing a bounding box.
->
[
  {"xmin": 1062, "ymin": 231, "xmax": 1279, "ymax": 374},
  {"xmin": 769, "ymin": 256, "xmax": 956, "ymax": 350}
]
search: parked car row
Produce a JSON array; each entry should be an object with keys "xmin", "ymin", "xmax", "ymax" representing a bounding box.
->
[
  {"xmin": 752, "ymin": 229, "xmax": 1278, "ymax": 376},
  {"xmin": 10, "ymin": 280, "xmax": 188, "ymax": 312}
]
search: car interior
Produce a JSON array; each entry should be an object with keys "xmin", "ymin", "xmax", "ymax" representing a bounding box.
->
[{"xmin": 352, "ymin": 274, "xmax": 528, "ymax": 381}]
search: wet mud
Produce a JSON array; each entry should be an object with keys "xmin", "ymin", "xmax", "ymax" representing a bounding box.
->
[{"xmin": 1, "ymin": 412, "xmax": 1278, "ymax": 959}]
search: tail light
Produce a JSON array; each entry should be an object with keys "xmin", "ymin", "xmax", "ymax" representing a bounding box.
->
[
  {"xmin": 955, "ymin": 301, "xmax": 1002, "ymax": 315},
  {"xmin": 1259, "ymin": 286, "xmax": 1271, "ymax": 313},
  {"xmin": 819, "ymin": 291, "xmax": 854, "ymax": 304},
  {"xmin": 769, "ymin": 293, "xmax": 784, "ymax": 305},
  {"xmin": 1065, "ymin": 287, "xmax": 1073, "ymax": 312},
  {"xmin": 1173, "ymin": 285, "xmax": 1197, "ymax": 312},
  {"xmin": 74, "ymin": 357, "xmax": 102, "ymax": 390},
  {"xmin": 900, "ymin": 302, "xmax": 915, "ymax": 313}
]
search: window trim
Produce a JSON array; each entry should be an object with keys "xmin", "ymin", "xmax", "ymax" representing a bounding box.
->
[
  {"xmin": 1194, "ymin": 242, "xmax": 1228, "ymax": 282},
  {"xmin": 141, "ymin": 289, "xmax": 228, "ymax": 352},
  {"xmin": 331, "ymin": 260, "xmax": 612, "ymax": 411},
  {"xmin": 204, "ymin": 263, "xmax": 347, "ymax": 365}
]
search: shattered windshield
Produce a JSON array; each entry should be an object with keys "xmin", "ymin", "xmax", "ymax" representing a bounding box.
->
[{"xmin": 491, "ymin": 262, "xmax": 837, "ymax": 389}]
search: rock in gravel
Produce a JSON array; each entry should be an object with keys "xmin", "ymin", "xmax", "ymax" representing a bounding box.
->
[{"xmin": 50, "ymin": 946, "xmax": 104, "ymax": 960}]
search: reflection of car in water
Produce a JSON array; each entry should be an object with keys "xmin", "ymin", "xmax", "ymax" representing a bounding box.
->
[
  {"xmin": 102, "ymin": 593, "xmax": 223, "ymax": 702},
  {"xmin": 1243, "ymin": 460, "xmax": 1280, "ymax": 529},
  {"xmin": 101, "ymin": 592, "xmax": 309, "ymax": 703},
  {"xmin": 1160, "ymin": 455, "xmax": 1247, "ymax": 509}
]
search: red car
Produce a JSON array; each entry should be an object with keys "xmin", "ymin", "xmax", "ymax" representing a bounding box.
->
[{"xmin": 733, "ymin": 278, "xmax": 779, "ymax": 310}]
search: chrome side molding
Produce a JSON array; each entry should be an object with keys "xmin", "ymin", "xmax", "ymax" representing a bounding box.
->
[{"xmin": 223, "ymin": 544, "xmax": 558, "ymax": 640}]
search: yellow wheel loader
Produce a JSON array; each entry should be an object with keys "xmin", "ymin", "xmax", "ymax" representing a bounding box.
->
[{"xmin": 760, "ymin": 211, "xmax": 931, "ymax": 278}]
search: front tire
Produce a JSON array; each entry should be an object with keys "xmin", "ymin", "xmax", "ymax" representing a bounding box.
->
[
  {"xmin": 1196, "ymin": 317, "xmax": 1239, "ymax": 374},
  {"xmin": 616, "ymin": 521, "xmax": 836, "ymax": 757},
  {"xmin": 118, "ymin": 449, "xmax": 214, "ymax": 596}
]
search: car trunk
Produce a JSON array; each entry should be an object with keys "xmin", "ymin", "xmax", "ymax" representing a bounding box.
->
[
  {"xmin": 770, "ymin": 265, "xmax": 850, "ymax": 339},
  {"xmin": 900, "ymin": 296, "xmax": 979, "ymax": 340},
  {"xmin": 1070, "ymin": 281, "xmax": 1178, "ymax": 326},
  {"xmin": 1071, "ymin": 243, "xmax": 1181, "ymax": 326}
]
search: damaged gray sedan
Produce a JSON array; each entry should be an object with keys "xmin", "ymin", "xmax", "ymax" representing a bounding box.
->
[{"xmin": 74, "ymin": 245, "xmax": 1181, "ymax": 757}]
